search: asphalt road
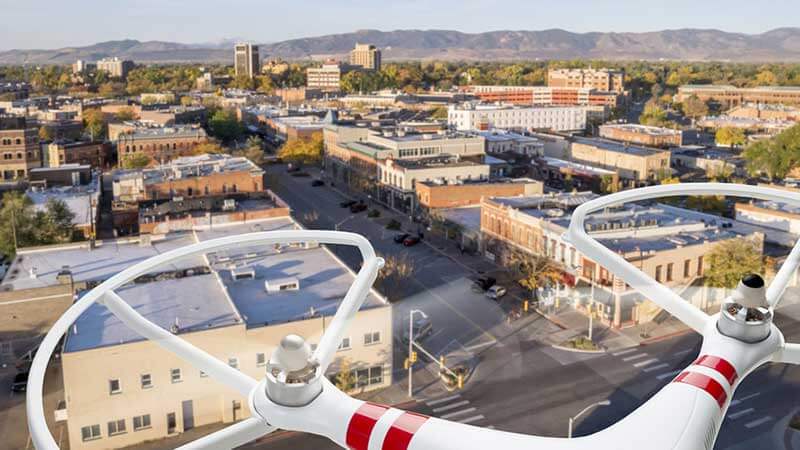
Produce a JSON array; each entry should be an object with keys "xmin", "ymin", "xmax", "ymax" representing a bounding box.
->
[{"xmin": 252, "ymin": 165, "xmax": 800, "ymax": 450}]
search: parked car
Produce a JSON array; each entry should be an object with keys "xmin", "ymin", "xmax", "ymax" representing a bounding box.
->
[
  {"xmin": 340, "ymin": 200, "xmax": 357, "ymax": 208},
  {"xmin": 401, "ymin": 316, "xmax": 434, "ymax": 344},
  {"xmin": 403, "ymin": 235, "xmax": 421, "ymax": 247},
  {"xmin": 471, "ymin": 276, "xmax": 497, "ymax": 292},
  {"xmin": 311, "ymin": 179, "xmax": 325, "ymax": 187},
  {"xmin": 11, "ymin": 371, "xmax": 29, "ymax": 393},
  {"xmin": 485, "ymin": 285, "xmax": 507, "ymax": 300},
  {"xmin": 350, "ymin": 202, "xmax": 368, "ymax": 213},
  {"xmin": 393, "ymin": 233, "xmax": 410, "ymax": 244}
]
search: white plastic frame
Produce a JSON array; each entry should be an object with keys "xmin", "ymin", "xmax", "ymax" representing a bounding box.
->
[
  {"xmin": 26, "ymin": 230, "xmax": 383, "ymax": 450},
  {"xmin": 566, "ymin": 182, "xmax": 800, "ymax": 332}
]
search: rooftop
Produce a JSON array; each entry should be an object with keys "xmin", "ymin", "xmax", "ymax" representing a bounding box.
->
[
  {"xmin": 572, "ymin": 137, "xmax": 669, "ymax": 157},
  {"xmin": 539, "ymin": 156, "xmax": 617, "ymax": 176},
  {"xmin": 599, "ymin": 123, "xmax": 681, "ymax": 136},
  {"xmin": 117, "ymin": 124, "xmax": 207, "ymax": 140},
  {"xmin": 113, "ymin": 153, "xmax": 263, "ymax": 185},
  {"xmin": 388, "ymin": 155, "xmax": 485, "ymax": 170},
  {"xmin": 27, "ymin": 175, "xmax": 101, "ymax": 228}
]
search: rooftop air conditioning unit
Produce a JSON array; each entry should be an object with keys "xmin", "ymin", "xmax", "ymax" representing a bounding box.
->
[
  {"xmin": 264, "ymin": 277, "xmax": 299, "ymax": 293},
  {"xmin": 231, "ymin": 267, "xmax": 255, "ymax": 281}
]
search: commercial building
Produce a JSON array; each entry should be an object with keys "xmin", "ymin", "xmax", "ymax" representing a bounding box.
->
[
  {"xmin": 569, "ymin": 137, "xmax": 672, "ymax": 184},
  {"xmin": 676, "ymin": 85, "xmax": 800, "ymax": 107},
  {"xmin": 29, "ymin": 164, "xmax": 93, "ymax": 187},
  {"xmin": 696, "ymin": 115, "xmax": 794, "ymax": 135},
  {"xmin": 462, "ymin": 85, "xmax": 620, "ymax": 107},
  {"xmin": 417, "ymin": 178, "xmax": 543, "ymax": 210},
  {"xmin": 72, "ymin": 60, "xmax": 96, "ymax": 75},
  {"xmin": 599, "ymin": 124, "xmax": 682, "ymax": 148},
  {"xmin": 480, "ymin": 192, "xmax": 763, "ymax": 327},
  {"xmin": 115, "ymin": 124, "xmax": 209, "ymax": 165},
  {"xmin": 234, "ymin": 43, "xmax": 260, "ymax": 79},
  {"xmin": 479, "ymin": 130, "xmax": 544, "ymax": 156},
  {"xmin": 306, "ymin": 60, "xmax": 345, "ymax": 92},
  {"xmin": 195, "ymin": 73, "xmax": 232, "ymax": 91},
  {"xmin": 532, "ymin": 156, "xmax": 619, "ymax": 193},
  {"xmin": 448, "ymin": 103, "xmax": 587, "ymax": 132},
  {"xmin": 0, "ymin": 116, "xmax": 42, "ymax": 181},
  {"xmin": 670, "ymin": 146, "xmax": 746, "ymax": 178},
  {"xmin": 547, "ymin": 68, "xmax": 625, "ymax": 93},
  {"xmin": 2, "ymin": 215, "xmax": 391, "ymax": 450},
  {"xmin": 47, "ymin": 140, "xmax": 111, "ymax": 169},
  {"xmin": 349, "ymin": 43, "xmax": 381, "ymax": 71},
  {"xmin": 727, "ymin": 103, "xmax": 800, "ymax": 121},
  {"xmin": 27, "ymin": 173, "xmax": 100, "ymax": 238},
  {"xmin": 96, "ymin": 57, "xmax": 134, "ymax": 79},
  {"xmin": 274, "ymin": 87, "xmax": 325, "ymax": 105}
]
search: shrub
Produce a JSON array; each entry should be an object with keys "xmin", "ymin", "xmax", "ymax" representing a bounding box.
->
[
  {"xmin": 386, "ymin": 219, "xmax": 402, "ymax": 230},
  {"xmin": 367, "ymin": 209, "xmax": 381, "ymax": 218}
]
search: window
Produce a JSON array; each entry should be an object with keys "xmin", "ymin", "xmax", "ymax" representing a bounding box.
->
[
  {"xmin": 369, "ymin": 366, "xmax": 383, "ymax": 385},
  {"xmin": 109, "ymin": 379, "xmax": 121, "ymax": 395},
  {"xmin": 170, "ymin": 368, "xmax": 182, "ymax": 383},
  {"xmin": 133, "ymin": 414, "xmax": 151, "ymax": 431},
  {"xmin": 364, "ymin": 331, "xmax": 381, "ymax": 346},
  {"xmin": 200, "ymin": 370, "xmax": 208, "ymax": 378},
  {"xmin": 256, "ymin": 353, "xmax": 266, "ymax": 367},
  {"xmin": 683, "ymin": 260, "xmax": 691, "ymax": 278},
  {"xmin": 697, "ymin": 256, "xmax": 704, "ymax": 276},
  {"xmin": 666, "ymin": 263, "xmax": 674, "ymax": 282},
  {"xmin": 108, "ymin": 419, "xmax": 126, "ymax": 436},
  {"xmin": 338, "ymin": 337, "xmax": 351, "ymax": 351},
  {"xmin": 228, "ymin": 357, "xmax": 239, "ymax": 369},
  {"xmin": 655, "ymin": 265, "xmax": 662, "ymax": 283},
  {"xmin": 140, "ymin": 374, "xmax": 152, "ymax": 389},
  {"xmin": 81, "ymin": 424, "xmax": 101, "ymax": 441}
]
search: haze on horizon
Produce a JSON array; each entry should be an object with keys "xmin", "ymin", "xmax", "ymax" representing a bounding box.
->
[{"xmin": 1, "ymin": 0, "xmax": 799, "ymax": 51}]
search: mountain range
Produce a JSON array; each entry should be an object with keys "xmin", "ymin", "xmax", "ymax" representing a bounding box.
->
[{"xmin": 2, "ymin": 28, "xmax": 800, "ymax": 64}]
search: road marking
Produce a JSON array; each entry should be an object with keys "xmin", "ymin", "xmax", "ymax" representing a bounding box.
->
[
  {"xmin": 728, "ymin": 408, "xmax": 755, "ymax": 420},
  {"xmin": 656, "ymin": 370, "xmax": 682, "ymax": 380},
  {"xmin": 622, "ymin": 353, "xmax": 649, "ymax": 362},
  {"xmin": 612, "ymin": 348, "xmax": 638, "ymax": 356},
  {"xmin": 433, "ymin": 400, "xmax": 470, "ymax": 413},
  {"xmin": 464, "ymin": 341, "xmax": 496, "ymax": 352},
  {"xmin": 633, "ymin": 358, "xmax": 660, "ymax": 368},
  {"xmin": 425, "ymin": 394, "xmax": 461, "ymax": 406},
  {"xmin": 458, "ymin": 415, "xmax": 485, "ymax": 424},
  {"xmin": 643, "ymin": 363, "xmax": 670, "ymax": 372},
  {"xmin": 441, "ymin": 407, "xmax": 477, "ymax": 420},
  {"xmin": 673, "ymin": 349, "xmax": 694, "ymax": 356},
  {"xmin": 730, "ymin": 392, "xmax": 761, "ymax": 406},
  {"xmin": 744, "ymin": 416, "xmax": 773, "ymax": 429}
]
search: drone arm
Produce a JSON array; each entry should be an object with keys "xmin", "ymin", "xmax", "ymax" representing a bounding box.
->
[
  {"xmin": 174, "ymin": 418, "xmax": 275, "ymax": 450},
  {"xmin": 766, "ymin": 238, "xmax": 800, "ymax": 307},
  {"xmin": 773, "ymin": 342, "xmax": 800, "ymax": 365},
  {"xmin": 103, "ymin": 290, "xmax": 258, "ymax": 396}
]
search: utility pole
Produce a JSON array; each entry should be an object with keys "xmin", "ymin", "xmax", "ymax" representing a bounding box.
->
[{"xmin": 407, "ymin": 309, "xmax": 427, "ymax": 398}]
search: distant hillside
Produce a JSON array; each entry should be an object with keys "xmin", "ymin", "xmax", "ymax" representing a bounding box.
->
[{"xmin": 3, "ymin": 28, "xmax": 800, "ymax": 64}]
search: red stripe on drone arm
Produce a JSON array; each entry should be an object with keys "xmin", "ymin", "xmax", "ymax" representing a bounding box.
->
[
  {"xmin": 346, "ymin": 403, "xmax": 390, "ymax": 450},
  {"xmin": 673, "ymin": 371, "xmax": 728, "ymax": 408},
  {"xmin": 694, "ymin": 355, "xmax": 738, "ymax": 386},
  {"xmin": 382, "ymin": 411, "xmax": 430, "ymax": 450}
]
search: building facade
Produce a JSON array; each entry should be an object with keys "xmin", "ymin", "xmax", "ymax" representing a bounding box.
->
[
  {"xmin": 569, "ymin": 138, "xmax": 671, "ymax": 183},
  {"xmin": 416, "ymin": 179, "xmax": 543, "ymax": 210},
  {"xmin": 234, "ymin": 43, "xmax": 260, "ymax": 79},
  {"xmin": 116, "ymin": 125, "xmax": 209, "ymax": 165},
  {"xmin": 349, "ymin": 44, "xmax": 381, "ymax": 71},
  {"xmin": 0, "ymin": 119, "xmax": 41, "ymax": 181},
  {"xmin": 306, "ymin": 60, "xmax": 344, "ymax": 92},
  {"xmin": 676, "ymin": 85, "xmax": 800, "ymax": 107},
  {"xmin": 448, "ymin": 104, "xmax": 587, "ymax": 132},
  {"xmin": 47, "ymin": 140, "xmax": 110, "ymax": 169},
  {"xmin": 547, "ymin": 68, "xmax": 625, "ymax": 93},
  {"xmin": 599, "ymin": 124, "xmax": 682, "ymax": 148},
  {"xmin": 96, "ymin": 57, "xmax": 134, "ymax": 79}
]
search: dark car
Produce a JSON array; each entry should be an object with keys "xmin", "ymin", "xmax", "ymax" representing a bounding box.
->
[
  {"xmin": 393, "ymin": 233, "xmax": 410, "ymax": 243},
  {"xmin": 350, "ymin": 202, "xmax": 368, "ymax": 213},
  {"xmin": 471, "ymin": 276, "xmax": 496, "ymax": 292},
  {"xmin": 403, "ymin": 235, "xmax": 421, "ymax": 246},
  {"xmin": 340, "ymin": 200, "xmax": 358, "ymax": 208},
  {"xmin": 11, "ymin": 371, "xmax": 29, "ymax": 393},
  {"xmin": 311, "ymin": 179, "xmax": 325, "ymax": 187}
]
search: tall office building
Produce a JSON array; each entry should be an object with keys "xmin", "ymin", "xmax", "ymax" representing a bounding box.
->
[
  {"xmin": 96, "ymin": 57, "xmax": 134, "ymax": 79},
  {"xmin": 349, "ymin": 43, "xmax": 381, "ymax": 71},
  {"xmin": 234, "ymin": 43, "xmax": 260, "ymax": 79}
]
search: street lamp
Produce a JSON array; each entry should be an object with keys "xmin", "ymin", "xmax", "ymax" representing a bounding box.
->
[
  {"xmin": 334, "ymin": 215, "xmax": 355, "ymax": 231},
  {"xmin": 408, "ymin": 309, "xmax": 428, "ymax": 398},
  {"xmin": 568, "ymin": 399, "xmax": 611, "ymax": 438}
]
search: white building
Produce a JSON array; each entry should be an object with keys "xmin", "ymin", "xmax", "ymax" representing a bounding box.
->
[{"xmin": 448, "ymin": 103, "xmax": 587, "ymax": 132}]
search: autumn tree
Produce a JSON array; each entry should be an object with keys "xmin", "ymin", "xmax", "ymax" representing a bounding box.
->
[
  {"xmin": 375, "ymin": 254, "xmax": 415, "ymax": 301},
  {"xmin": 334, "ymin": 358, "xmax": 356, "ymax": 392},
  {"xmin": 115, "ymin": 106, "xmax": 139, "ymax": 121},
  {"xmin": 682, "ymin": 94, "xmax": 709, "ymax": 121},
  {"xmin": 509, "ymin": 250, "xmax": 562, "ymax": 300},
  {"xmin": 705, "ymin": 238, "xmax": 764, "ymax": 289},
  {"xmin": 82, "ymin": 108, "xmax": 107, "ymax": 141},
  {"xmin": 192, "ymin": 142, "xmax": 226, "ymax": 155},
  {"xmin": 278, "ymin": 134, "xmax": 323, "ymax": 165},
  {"xmin": 120, "ymin": 153, "xmax": 152, "ymax": 169},
  {"xmin": 742, "ymin": 124, "xmax": 800, "ymax": 179},
  {"xmin": 715, "ymin": 127, "xmax": 746, "ymax": 147}
]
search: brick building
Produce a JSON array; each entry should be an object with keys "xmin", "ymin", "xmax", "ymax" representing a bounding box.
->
[
  {"xmin": 48, "ymin": 140, "xmax": 111, "ymax": 168},
  {"xmin": 569, "ymin": 137, "xmax": 671, "ymax": 184},
  {"xmin": 116, "ymin": 124, "xmax": 209, "ymax": 165},
  {"xmin": 0, "ymin": 116, "xmax": 42, "ymax": 181},
  {"xmin": 676, "ymin": 85, "xmax": 800, "ymax": 107},
  {"xmin": 599, "ymin": 124, "xmax": 682, "ymax": 148},
  {"xmin": 548, "ymin": 68, "xmax": 625, "ymax": 93},
  {"xmin": 416, "ymin": 179, "xmax": 543, "ymax": 210}
]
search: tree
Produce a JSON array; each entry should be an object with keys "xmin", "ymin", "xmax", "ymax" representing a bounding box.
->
[
  {"xmin": 98, "ymin": 82, "xmax": 125, "ymax": 98},
  {"xmin": 192, "ymin": 142, "xmax": 226, "ymax": 155},
  {"xmin": 639, "ymin": 102, "xmax": 668, "ymax": 127},
  {"xmin": 682, "ymin": 94, "xmax": 709, "ymax": 121},
  {"xmin": 375, "ymin": 254, "xmax": 414, "ymax": 300},
  {"xmin": 208, "ymin": 110, "xmax": 243, "ymax": 143},
  {"xmin": 334, "ymin": 358, "xmax": 356, "ymax": 392},
  {"xmin": 115, "ymin": 106, "xmax": 138, "ymax": 121},
  {"xmin": 120, "ymin": 153, "xmax": 152, "ymax": 169},
  {"xmin": 0, "ymin": 192, "xmax": 76, "ymax": 256},
  {"xmin": 82, "ymin": 108, "xmax": 106, "ymax": 141},
  {"xmin": 38, "ymin": 126, "xmax": 53, "ymax": 142},
  {"xmin": 278, "ymin": 134, "xmax": 323, "ymax": 165},
  {"xmin": 705, "ymin": 238, "xmax": 764, "ymax": 289},
  {"xmin": 429, "ymin": 106, "xmax": 448, "ymax": 120},
  {"xmin": 509, "ymin": 251, "xmax": 562, "ymax": 300},
  {"xmin": 716, "ymin": 127, "xmax": 746, "ymax": 147},
  {"xmin": 742, "ymin": 124, "xmax": 800, "ymax": 179}
]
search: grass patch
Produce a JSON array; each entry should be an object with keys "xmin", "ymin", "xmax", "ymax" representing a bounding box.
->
[{"xmin": 561, "ymin": 336, "xmax": 600, "ymax": 351}]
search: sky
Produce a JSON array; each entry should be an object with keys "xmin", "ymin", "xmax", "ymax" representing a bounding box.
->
[{"xmin": 1, "ymin": 0, "xmax": 799, "ymax": 50}]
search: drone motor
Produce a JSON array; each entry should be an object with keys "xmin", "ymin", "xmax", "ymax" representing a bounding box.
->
[{"xmin": 717, "ymin": 274, "xmax": 773, "ymax": 343}]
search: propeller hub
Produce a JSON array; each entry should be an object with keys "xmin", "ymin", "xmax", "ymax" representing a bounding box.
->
[
  {"xmin": 717, "ymin": 274, "xmax": 773, "ymax": 343},
  {"xmin": 264, "ymin": 334, "xmax": 322, "ymax": 406}
]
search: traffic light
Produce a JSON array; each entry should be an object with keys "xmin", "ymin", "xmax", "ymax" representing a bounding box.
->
[
  {"xmin": 404, "ymin": 358, "xmax": 410, "ymax": 370},
  {"xmin": 523, "ymin": 300, "xmax": 529, "ymax": 313},
  {"xmin": 410, "ymin": 351, "xmax": 418, "ymax": 363}
]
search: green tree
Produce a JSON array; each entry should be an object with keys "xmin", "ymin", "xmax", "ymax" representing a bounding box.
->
[
  {"xmin": 682, "ymin": 94, "xmax": 709, "ymax": 121},
  {"xmin": 208, "ymin": 110, "xmax": 243, "ymax": 143},
  {"xmin": 115, "ymin": 106, "xmax": 138, "ymax": 121},
  {"xmin": 193, "ymin": 142, "xmax": 226, "ymax": 155},
  {"xmin": 705, "ymin": 238, "xmax": 764, "ymax": 289},
  {"xmin": 639, "ymin": 102, "xmax": 668, "ymax": 127},
  {"xmin": 0, "ymin": 192, "xmax": 76, "ymax": 256},
  {"xmin": 742, "ymin": 124, "xmax": 800, "ymax": 179},
  {"xmin": 715, "ymin": 127, "xmax": 746, "ymax": 147},
  {"xmin": 120, "ymin": 153, "xmax": 152, "ymax": 169}
]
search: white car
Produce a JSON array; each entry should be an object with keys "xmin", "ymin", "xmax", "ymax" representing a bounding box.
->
[{"xmin": 485, "ymin": 285, "xmax": 507, "ymax": 300}]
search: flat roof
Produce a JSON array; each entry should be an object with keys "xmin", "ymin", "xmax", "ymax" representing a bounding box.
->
[
  {"xmin": 572, "ymin": 137, "xmax": 668, "ymax": 157},
  {"xmin": 27, "ymin": 177, "xmax": 101, "ymax": 227},
  {"xmin": 540, "ymin": 156, "xmax": 616, "ymax": 176},
  {"xmin": 439, "ymin": 206, "xmax": 482, "ymax": 232},
  {"xmin": 599, "ymin": 123, "xmax": 681, "ymax": 136}
]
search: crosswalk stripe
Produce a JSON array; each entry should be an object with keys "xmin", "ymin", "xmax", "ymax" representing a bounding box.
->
[
  {"xmin": 730, "ymin": 392, "xmax": 761, "ymax": 406},
  {"xmin": 744, "ymin": 416, "xmax": 773, "ymax": 429},
  {"xmin": 426, "ymin": 394, "xmax": 461, "ymax": 406},
  {"xmin": 633, "ymin": 358, "xmax": 660, "ymax": 368},
  {"xmin": 673, "ymin": 349, "xmax": 694, "ymax": 356},
  {"xmin": 643, "ymin": 363, "xmax": 670, "ymax": 373},
  {"xmin": 656, "ymin": 370, "xmax": 682, "ymax": 380},
  {"xmin": 458, "ymin": 415, "xmax": 485, "ymax": 424},
  {"xmin": 433, "ymin": 400, "xmax": 470, "ymax": 413},
  {"xmin": 612, "ymin": 348, "xmax": 638, "ymax": 356},
  {"xmin": 622, "ymin": 353, "xmax": 648, "ymax": 362},
  {"xmin": 728, "ymin": 408, "xmax": 755, "ymax": 420},
  {"xmin": 441, "ymin": 407, "xmax": 477, "ymax": 420}
]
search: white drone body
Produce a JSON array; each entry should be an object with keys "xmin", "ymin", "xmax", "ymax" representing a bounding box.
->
[{"xmin": 26, "ymin": 183, "xmax": 800, "ymax": 450}]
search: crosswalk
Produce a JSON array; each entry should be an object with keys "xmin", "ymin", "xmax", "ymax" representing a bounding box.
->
[
  {"xmin": 725, "ymin": 392, "xmax": 773, "ymax": 429},
  {"xmin": 424, "ymin": 393, "xmax": 488, "ymax": 426}
]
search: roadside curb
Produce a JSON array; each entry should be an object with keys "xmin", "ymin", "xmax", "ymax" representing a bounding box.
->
[
  {"xmin": 551, "ymin": 343, "xmax": 606, "ymax": 354},
  {"xmin": 535, "ymin": 308, "xmax": 569, "ymax": 330},
  {"xmin": 638, "ymin": 328, "xmax": 693, "ymax": 346}
]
